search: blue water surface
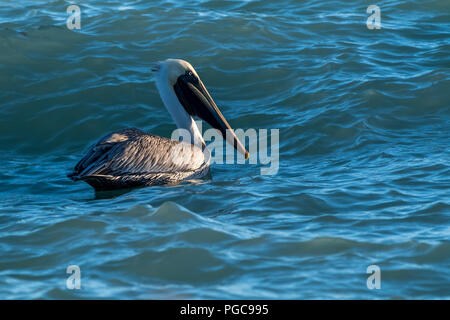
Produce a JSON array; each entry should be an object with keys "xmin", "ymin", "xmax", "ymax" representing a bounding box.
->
[{"xmin": 0, "ymin": 0, "xmax": 449, "ymax": 299}]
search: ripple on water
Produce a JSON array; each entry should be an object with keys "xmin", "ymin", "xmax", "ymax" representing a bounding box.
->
[{"xmin": 0, "ymin": 0, "xmax": 449, "ymax": 299}]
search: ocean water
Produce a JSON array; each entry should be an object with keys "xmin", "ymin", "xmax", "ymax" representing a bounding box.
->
[{"xmin": 0, "ymin": 0, "xmax": 449, "ymax": 299}]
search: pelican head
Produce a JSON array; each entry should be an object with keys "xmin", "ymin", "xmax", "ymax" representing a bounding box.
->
[{"xmin": 153, "ymin": 59, "xmax": 249, "ymax": 160}]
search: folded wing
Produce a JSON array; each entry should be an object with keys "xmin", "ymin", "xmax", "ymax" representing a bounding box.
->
[{"xmin": 69, "ymin": 128, "xmax": 208, "ymax": 190}]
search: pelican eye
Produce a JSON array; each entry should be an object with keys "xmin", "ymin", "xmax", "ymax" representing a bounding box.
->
[{"xmin": 184, "ymin": 70, "xmax": 198, "ymax": 83}]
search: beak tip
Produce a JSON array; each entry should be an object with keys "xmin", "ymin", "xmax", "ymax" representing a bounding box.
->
[{"xmin": 245, "ymin": 152, "xmax": 250, "ymax": 160}]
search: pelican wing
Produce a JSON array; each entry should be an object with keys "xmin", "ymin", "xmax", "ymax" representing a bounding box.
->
[{"xmin": 69, "ymin": 128, "xmax": 208, "ymax": 189}]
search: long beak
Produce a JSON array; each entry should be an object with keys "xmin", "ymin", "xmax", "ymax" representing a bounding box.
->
[{"xmin": 173, "ymin": 73, "xmax": 249, "ymax": 160}]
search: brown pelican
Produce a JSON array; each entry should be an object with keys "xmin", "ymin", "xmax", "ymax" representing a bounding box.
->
[{"xmin": 68, "ymin": 59, "xmax": 249, "ymax": 190}]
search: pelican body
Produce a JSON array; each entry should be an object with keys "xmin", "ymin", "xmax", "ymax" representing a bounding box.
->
[{"xmin": 69, "ymin": 59, "xmax": 248, "ymax": 191}]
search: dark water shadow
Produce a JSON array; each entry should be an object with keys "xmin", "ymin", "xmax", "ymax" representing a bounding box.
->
[
  {"xmin": 93, "ymin": 187, "xmax": 138, "ymax": 200},
  {"xmin": 92, "ymin": 173, "xmax": 213, "ymax": 200}
]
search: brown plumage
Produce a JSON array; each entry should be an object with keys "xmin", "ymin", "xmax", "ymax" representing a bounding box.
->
[{"xmin": 68, "ymin": 128, "xmax": 209, "ymax": 191}]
